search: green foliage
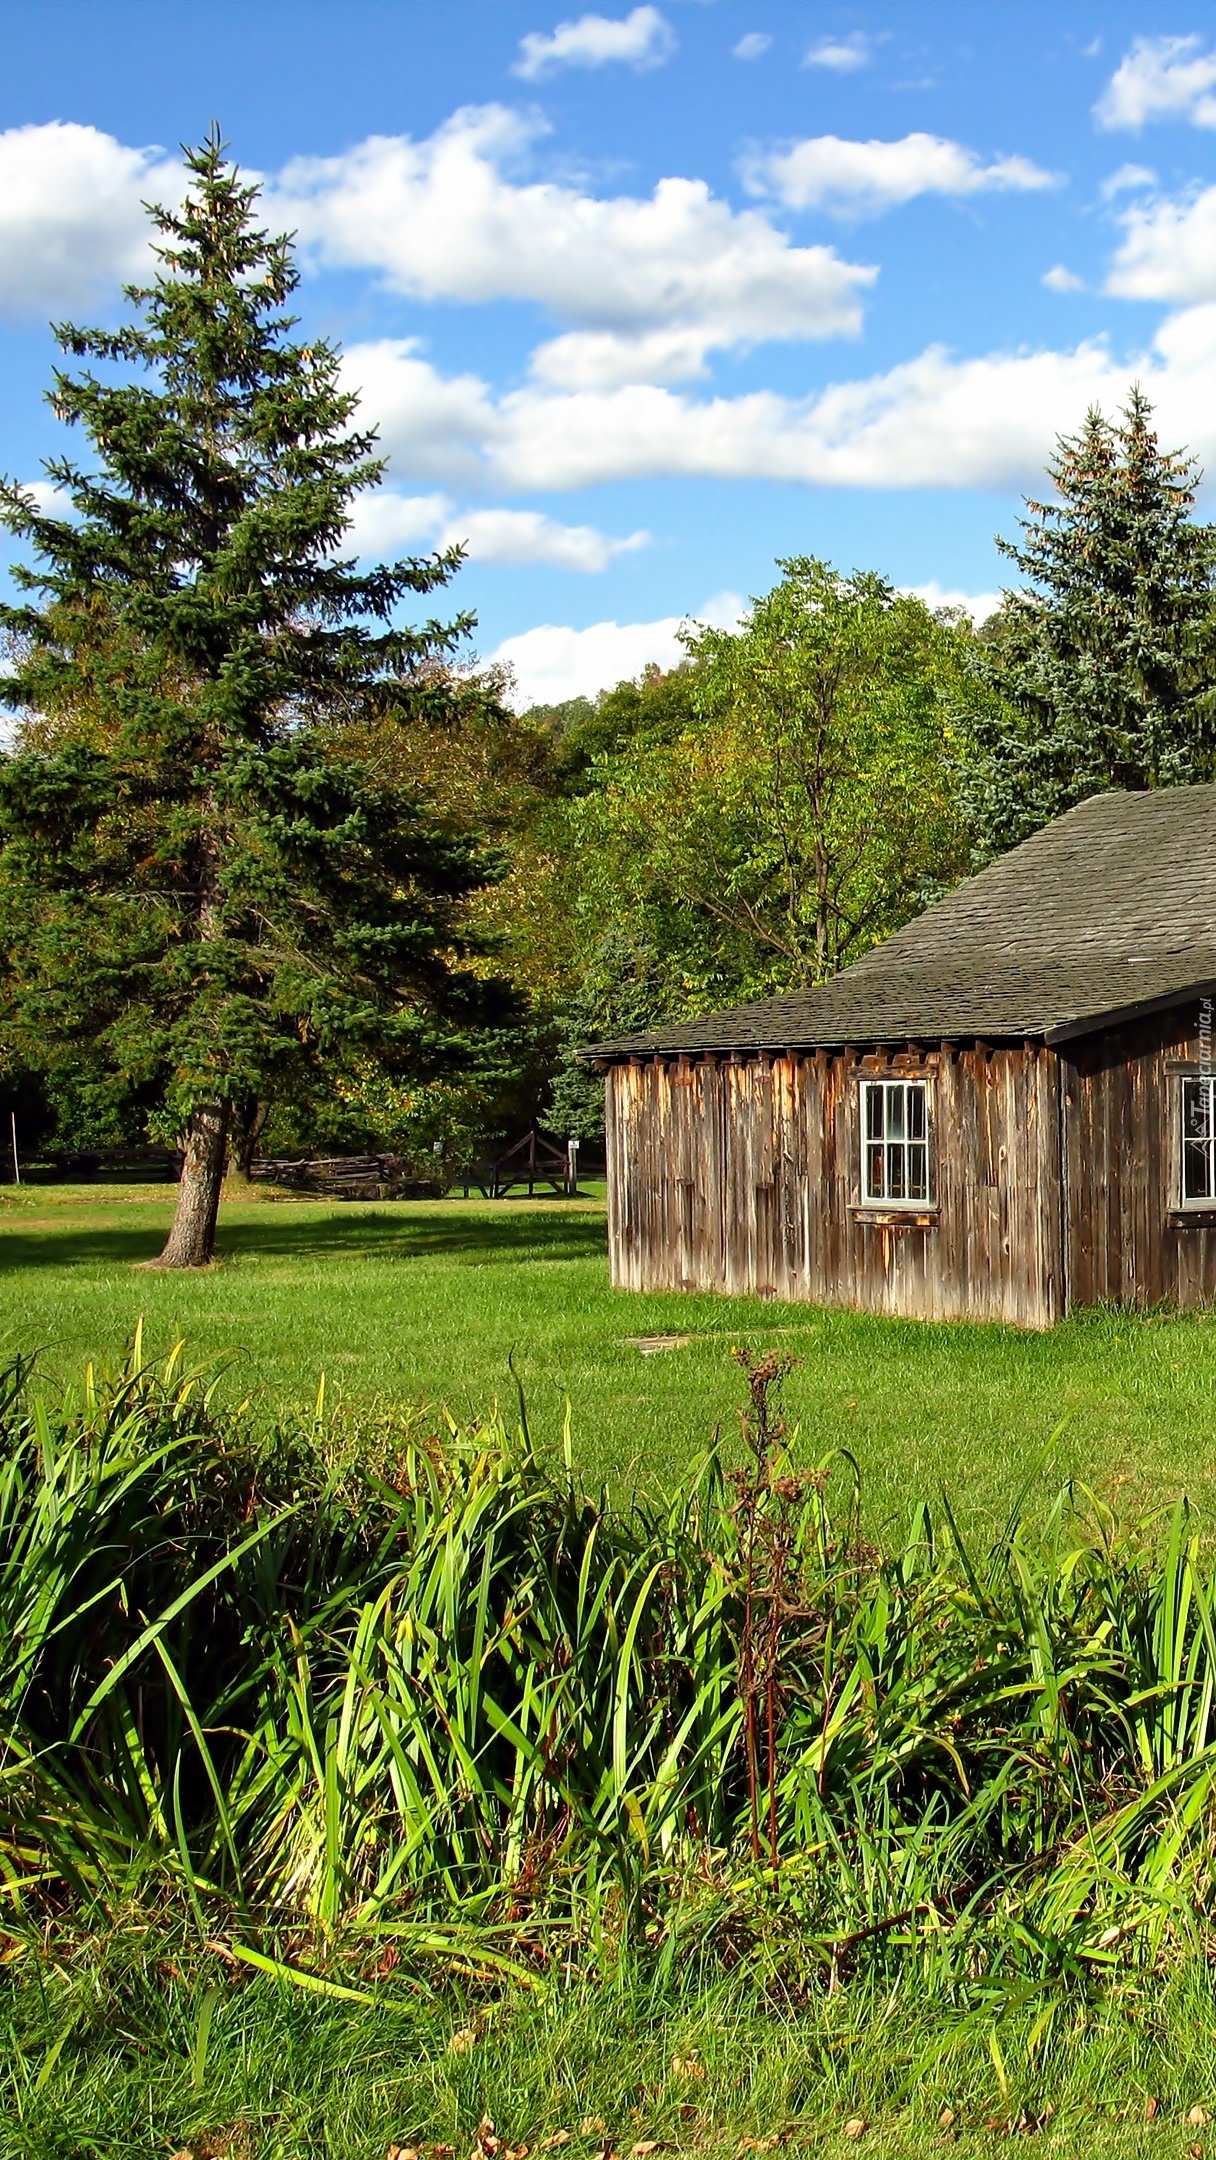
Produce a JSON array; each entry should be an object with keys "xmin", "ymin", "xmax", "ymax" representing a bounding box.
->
[
  {"xmin": 8, "ymin": 1332, "xmax": 1216, "ymax": 2022},
  {"xmin": 544, "ymin": 932, "xmax": 671, "ymax": 1140},
  {"xmin": 517, "ymin": 670, "xmax": 701, "ymax": 805},
  {"xmin": 260, "ymin": 1058, "xmax": 511, "ymax": 1176},
  {"xmin": 0, "ymin": 136, "xmax": 512, "ymax": 1186},
  {"xmin": 556, "ymin": 664, "xmax": 701, "ymax": 795},
  {"xmin": 520, "ymin": 693, "xmax": 596, "ymax": 736},
  {"xmin": 559, "ymin": 563, "xmax": 974, "ymax": 1017},
  {"xmin": 544, "ymin": 1028, "xmax": 607, "ymax": 1143},
  {"xmin": 968, "ymin": 387, "xmax": 1216, "ymax": 856}
]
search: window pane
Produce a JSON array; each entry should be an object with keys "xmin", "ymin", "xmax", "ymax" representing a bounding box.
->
[
  {"xmin": 1182, "ymin": 1081, "xmax": 1216, "ymax": 1201},
  {"xmin": 1184, "ymin": 1138, "xmax": 1213, "ymax": 1201},
  {"xmin": 865, "ymin": 1085, "xmax": 883, "ymax": 1141},
  {"xmin": 1185, "ymin": 1079, "xmax": 1212, "ymax": 1140},
  {"xmin": 861, "ymin": 1077, "xmax": 932, "ymax": 1205}
]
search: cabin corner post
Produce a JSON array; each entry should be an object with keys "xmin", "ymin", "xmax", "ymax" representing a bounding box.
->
[
  {"xmin": 1052, "ymin": 1042, "xmax": 1072, "ymax": 1321},
  {"xmin": 604, "ymin": 1061, "xmax": 629, "ymax": 1290}
]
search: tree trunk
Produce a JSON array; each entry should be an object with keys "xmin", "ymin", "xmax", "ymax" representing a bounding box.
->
[
  {"xmin": 153, "ymin": 1102, "xmax": 228, "ymax": 1267},
  {"xmin": 232, "ymin": 1096, "xmax": 267, "ymax": 1181}
]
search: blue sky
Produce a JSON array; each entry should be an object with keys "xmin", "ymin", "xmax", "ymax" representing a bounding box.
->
[{"xmin": 3, "ymin": 2, "xmax": 1216, "ymax": 702}]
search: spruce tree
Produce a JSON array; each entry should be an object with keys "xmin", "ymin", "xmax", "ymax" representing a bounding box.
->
[
  {"xmin": 967, "ymin": 387, "xmax": 1216, "ymax": 856},
  {"xmin": 0, "ymin": 134, "xmax": 510, "ymax": 1265}
]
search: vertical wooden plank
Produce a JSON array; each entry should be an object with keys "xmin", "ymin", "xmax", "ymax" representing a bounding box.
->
[{"xmin": 605, "ymin": 1022, "xmax": 1199, "ymax": 1327}]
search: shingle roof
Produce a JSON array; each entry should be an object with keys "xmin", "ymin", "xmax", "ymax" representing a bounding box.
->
[{"xmin": 581, "ymin": 785, "xmax": 1216, "ymax": 1059}]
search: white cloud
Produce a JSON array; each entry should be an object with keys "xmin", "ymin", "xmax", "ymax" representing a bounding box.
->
[
  {"xmin": 803, "ymin": 32, "xmax": 870, "ymax": 72},
  {"xmin": 342, "ymin": 483, "xmax": 648, "ymax": 571},
  {"xmin": 512, "ymin": 5, "xmax": 675, "ymax": 79},
  {"xmin": 19, "ymin": 479, "xmax": 75, "ymax": 518},
  {"xmin": 341, "ymin": 489, "xmax": 454, "ymax": 557},
  {"xmin": 496, "ymin": 615, "xmax": 686, "ymax": 705},
  {"xmin": 348, "ymin": 307, "xmax": 1216, "ymax": 497},
  {"xmin": 495, "ymin": 590, "xmax": 742, "ymax": 707},
  {"xmin": 451, "ymin": 506, "xmax": 650, "ymax": 571},
  {"xmin": 744, "ymin": 132, "xmax": 1056, "ymax": 218},
  {"xmin": 902, "ymin": 581, "xmax": 1002, "ymax": 623},
  {"xmin": 0, "ymin": 121, "xmax": 181, "ymax": 316},
  {"xmin": 1101, "ymin": 162, "xmax": 1156, "ymax": 199},
  {"xmin": 1107, "ymin": 185, "xmax": 1216, "ymax": 302},
  {"xmin": 1043, "ymin": 263, "xmax": 1085, "ymax": 293},
  {"xmin": 342, "ymin": 339, "xmax": 499, "ymax": 488},
  {"xmin": 1096, "ymin": 36, "xmax": 1216, "ymax": 130},
  {"xmin": 527, "ymin": 325, "xmax": 729, "ymax": 387},
  {"xmin": 276, "ymin": 107, "xmax": 875, "ymax": 382},
  {"xmin": 734, "ymin": 32, "xmax": 772, "ymax": 61}
]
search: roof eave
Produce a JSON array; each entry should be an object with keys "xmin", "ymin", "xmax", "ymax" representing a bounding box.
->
[
  {"xmin": 1044, "ymin": 979, "xmax": 1216, "ymax": 1045},
  {"xmin": 578, "ymin": 1027, "xmax": 1043, "ymax": 1064}
]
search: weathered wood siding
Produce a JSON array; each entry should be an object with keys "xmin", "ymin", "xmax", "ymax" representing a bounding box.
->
[
  {"xmin": 1062, "ymin": 1005, "xmax": 1216, "ymax": 1309},
  {"xmin": 606, "ymin": 1045, "xmax": 1064, "ymax": 1326}
]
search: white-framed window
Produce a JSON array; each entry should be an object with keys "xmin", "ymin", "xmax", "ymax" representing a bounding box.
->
[
  {"xmin": 861, "ymin": 1078, "xmax": 932, "ymax": 1206},
  {"xmin": 1181, "ymin": 1076, "xmax": 1216, "ymax": 1205}
]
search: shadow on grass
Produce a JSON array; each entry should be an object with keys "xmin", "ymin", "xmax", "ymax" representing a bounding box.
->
[{"xmin": 0, "ymin": 1206, "xmax": 608, "ymax": 1274}]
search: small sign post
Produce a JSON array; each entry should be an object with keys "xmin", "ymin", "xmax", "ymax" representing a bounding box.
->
[
  {"xmin": 566, "ymin": 1138, "xmax": 579, "ymax": 1196},
  {"xmin": 10, "ymin": 1110, "xmax": 19, "ymax": 1185}
]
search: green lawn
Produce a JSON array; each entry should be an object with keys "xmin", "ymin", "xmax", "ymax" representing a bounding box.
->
[
  {"xmin": 11, "ymin": 1177, "xmax": 1216, "ymax": 2157},
  {"xmin": 6, "ymin": 1177, "xmax": 1216, "ymax": 1531}
]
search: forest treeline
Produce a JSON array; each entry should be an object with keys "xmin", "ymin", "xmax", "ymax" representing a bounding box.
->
[{"xmin": 2, "ymin": 141, "xmax": 1215, "ymax": 1261}]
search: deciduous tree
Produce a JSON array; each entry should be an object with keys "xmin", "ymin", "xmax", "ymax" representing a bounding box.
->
[{"xmin": 562, "ymin": 560, "xmax": 972, "ymax": 1011}]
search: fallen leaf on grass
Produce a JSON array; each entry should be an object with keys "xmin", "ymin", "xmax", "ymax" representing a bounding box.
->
[
  {"xmin": 580, "ymin": 2124, "xmax": 606, "ymax": 2139},
  {"xmin": 671, "ymin": 2057, "xmax": 705, "ymax": 2081},
  {"xmin": 386, "ymin": 2149, "xmax": 419, "ymax": 2160},
  {"xmin": 631, "ymin": 2144, "xmax": 661, "ymax": 2155},
  {"xmin": 843, "ymin": 2122, "xmax": 867, "ymax": 2142},
  {"xmin": 938, "ymin": 2110, "xmax": 955, "ymax": 2132},
  {"xmin": 1144, "ymin": 2099, "xmax": 1159, "ymax": 2123},
  {"xmin": 538, "ymin": 2138, "xmax": 572, "ymax": 2152},
  {"xmin": 1190, "ymin": 2108, "xmax": 1211, "ymax": 2127},
  {"xmin": 450, "ymin": 2028, "xmax": 478, "ymax": 2055}
]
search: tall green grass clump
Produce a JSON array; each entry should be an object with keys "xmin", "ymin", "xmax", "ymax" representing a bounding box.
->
[{"xmin": 4, "ymin": 1332, "xmax": 1216, "ymax": 2017}]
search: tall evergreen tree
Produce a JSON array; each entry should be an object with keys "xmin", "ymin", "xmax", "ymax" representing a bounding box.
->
[
  {"xmin": 0, "ymin": 134, "xmax": 510, "ymax": 1265},
  {"xmin": 966, "ymin": 386, "xmax": 1216, "ymax": 856}
]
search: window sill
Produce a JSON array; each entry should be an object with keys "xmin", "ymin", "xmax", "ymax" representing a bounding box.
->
[
  {"xmin": 1168, "ymin": 1207, "xmax": 1216, "ymax": 1227},
  {"xmin": 850, "ymin": 1206, "xmax": 938, "ymax": 1230}
]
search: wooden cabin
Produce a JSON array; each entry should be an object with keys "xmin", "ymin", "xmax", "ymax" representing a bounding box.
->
[{"xmin": 581, "ymin": 786, "xmax": 1216, "ymax": 1327}]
